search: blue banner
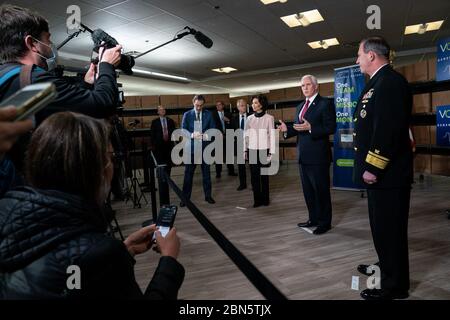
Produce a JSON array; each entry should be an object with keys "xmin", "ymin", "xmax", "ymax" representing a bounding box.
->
[
  {"xmin": 436, "ymin": 105, "xmax": 450, "ymax": 147},
  {"xmin": 437, "ymin": 37, "xmax": 450, "ymax": 82},
  {"xmin": 333, "ymin": 65, "xmax": 366, "ymax": 189}
]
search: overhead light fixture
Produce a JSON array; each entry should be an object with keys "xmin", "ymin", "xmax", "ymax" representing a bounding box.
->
[
  {"xmin": 308, "ymin": 38, "xmax": 339, "ymax": 49},
  {"xmin": 404, "ymin": 20, "xmax": 444, "ymax": 35},
  {"xmin": 280, "ymin": 9, "xmax": 324, "ymax": 28},
  {"xmin": 260, "ymin": 0, "xmax": 287, "ymax": 4},
  {"xmin": 212, "ymin": 67, "xmax": 238, "ymax": 74},
  {"xmin": 132, "ymin": 68, "xmax": 190, "ymax": 82}
]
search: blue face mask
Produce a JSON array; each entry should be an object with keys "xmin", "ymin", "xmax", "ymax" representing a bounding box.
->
[{"xmin": 32, "ymin": 37, "xmax": 58, "ymax": 71}]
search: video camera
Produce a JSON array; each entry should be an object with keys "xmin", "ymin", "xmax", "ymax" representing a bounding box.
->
[{"xmin": 81, "ymin": 23, "xmax": 135, "ymax": 75}]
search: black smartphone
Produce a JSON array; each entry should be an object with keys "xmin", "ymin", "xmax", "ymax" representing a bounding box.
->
[
  {"xmin": 0, "ymin": 82, "xmax": 57, "ymax": 122},
  {"xmin": 152, "ymin": 205, "xmax": 178, "ymax": 239}
]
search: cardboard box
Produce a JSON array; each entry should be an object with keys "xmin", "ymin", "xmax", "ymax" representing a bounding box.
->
[
  {"xmin": 178, "ymin": 95, "xmax": 194, "ymax": 107},
  {"xmin": 141, "ymin": 96, "xmax": 160, "ymax": 108},
  {"xmin": 267, "ymin": 89, "xmax": 286, "ymax": 103},
  {"xmin": 431, "ymin": 155, "xmax": 450, "ymax": 176},
  {"xmin": 428, "ymin": 57, "xmax": 437, "ymax": 80},
  {"xmin": 432, "ymin": 91, "xmax": 450, "ymax": 109},
  {"xmin": 285, "ymin": 86, "xmax": 302, "ymax": 101},
  {"xmin": 160, "ymin": 95, "xmax": 178, "ymax": 108},
  {"xmin": 413, "ymin": 93, "xmax": 431, "ymax": 113},
  {"xmin": 319, "ymin": 82, "xmax": 334, "ymax": 97},
  {"xmin": 414, "ymin": 154, "xmax": 431, "ymax": 174},
  {"xmin": 283, "ymin": 147, "xmax": 297, "ymax": 160},
  {"xmin": 282, "ymin": 107, "xmax": 297, "ymax": 121},
  {"xmin": 412, "ymin": 126, "xmax": 430, "ymax": 145},
  {"xmin": 403, "ymin": 61, "xmax": 428, "ymax": 82}
]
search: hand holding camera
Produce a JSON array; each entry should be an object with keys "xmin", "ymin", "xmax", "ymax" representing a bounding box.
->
[{"xmin": 99, "ymin": 44, "xmax": 122, "ymax": 67}]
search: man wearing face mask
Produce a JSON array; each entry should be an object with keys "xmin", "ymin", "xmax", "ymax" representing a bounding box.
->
[
  {"xmin": 0, "ymin": 4, "xmax": 121, "ymax": 124},
  {"xmin": 0, "ymin": 4, "xmax": 122, "ymax": 184}
]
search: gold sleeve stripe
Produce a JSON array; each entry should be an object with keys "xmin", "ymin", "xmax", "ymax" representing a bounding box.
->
[
  {"xmin": 368, "ymin": 151, "xmax": 390, "ymax": 162},
  {"xmin": 366, "ymin": 153, "xmax": 388, "ymax": 169}
]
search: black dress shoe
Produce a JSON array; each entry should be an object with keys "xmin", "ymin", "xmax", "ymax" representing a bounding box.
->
[
  {"xmin": 360, "ymin": 288, "xmax": 409, "ymax": 300},
  {"xmin": 253, "ymin": 202, "xmax": 262, "ymax": 208},
  {"xmin": 180, "ymin": 202, "xmax": 185, "ymax": 207},
  {"xmin": 357, "ymin": 263, "xmax": 380, "ymax": 276},
  {"xmin": 205, "ymin": 197, "xmax": 216, "ymax": 204},
  {"xmin": 297, "ymin": 221, "xmax": 318, "ymax": 228},
  {"xmin": 236, "ymin": 185, "xmax": 247, "ymax": 191},
  {"xmin": 313, "ymin": 226, "xmax": 331, "ymax": 235},
  {"xmin": 228, "ymin": 172, "xmax": 238, "ymax": 176},
  {"xmin": 262, "ymin": 200, "xmax": 270, "ymax": 206}
]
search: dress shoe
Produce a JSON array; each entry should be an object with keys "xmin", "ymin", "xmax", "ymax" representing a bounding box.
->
[
  {"xmin": 360, "ymin": 288, "xmax": 409, "ymax": 300},
  {"xmin": 262, "ymin": 200, "xmax": 270, "ymax": 206},
  {"xmin": 180, "ymin": 202, "xmax": 185, "ymax": 207},
  {"xmin": 236, "ymin": 185, "xmax": 247, "ymax": 191},
  {"xmin": 205, "ymin": 197, "xmax": 216, "ymax": 204},
  {"xmin": 357, "ymin": 263, "xmax": 380, "ymax": 276},
  {"xmin": 297, "ymin": 221, "xmax": 318, "ymax": 228},
  {"xmin": 253, "ymin": 202, "xmax": 262, "ymax": 208},
  {"xmin": 228, "ymin": 172, "xmax": 238, "ymax": 176},
  {"xmin": 313, "ymin": 226, "xmax": 331, "ymax": 235}
]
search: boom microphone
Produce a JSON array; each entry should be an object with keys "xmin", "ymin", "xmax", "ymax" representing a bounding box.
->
[{"xmin": 186, "ymin": 27, "xmax": 213, "ymax": 49}]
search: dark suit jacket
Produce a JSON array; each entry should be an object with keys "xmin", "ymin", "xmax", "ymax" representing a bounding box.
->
[
  {"xmin": 285, "ymin": 95, "xmax": 336, "ymax": 165},
  {"xmin": 231, "ymin": 113, "xmax": 250, "ymax": 157},
  {"xmin": 353, "ymin": 65, "xmax": 413, "ymax": 189},
  {"xmin": 181, "ymin": 109, "xmax": 216, "ymax": 153},
  {"xmin": 150, "ymin": 117, "xmax": 175, "ymax": 163},
  {"xmin": 212, "ymin": 110, "xmax": 232, "ymax": 133}
]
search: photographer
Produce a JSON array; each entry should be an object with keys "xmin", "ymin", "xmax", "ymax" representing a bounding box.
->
[
  {"xmin": 0, "ymin": 4, "xmax": 121, "ymax": 124},
  {"xmin": 0, "ymin": 112, "xmax": 185, "ymax": 299}
]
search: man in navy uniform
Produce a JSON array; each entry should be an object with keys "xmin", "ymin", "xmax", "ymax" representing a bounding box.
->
[{"xmin": 353, "ymin": 36, "xmax": 413, "ymax": 300}]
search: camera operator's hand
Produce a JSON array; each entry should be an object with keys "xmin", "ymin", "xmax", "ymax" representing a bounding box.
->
[
  {"xmin": 0, "ymin": 106, "xmax": 33, "ymax": 156},
  {"xmin": 84, "ymin": 63, "xmax": 98, "ymax": 85},
  {"xmin": 154, "ymin": 227, "xmax": 180, "ymax": 259},
  {"xmin": 99, "ymin": 44, "xmax": 122, "ymax": 67},
  {"xmin": 124, "ymin": 224, "xmax": 157, "ymax": 257}
]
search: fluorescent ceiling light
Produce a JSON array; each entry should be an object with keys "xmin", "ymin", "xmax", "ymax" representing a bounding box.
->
[
  {"xmin": 308, "ymin": 38, "xmax": 339, "ymax": 49},
  {"xmin": 132, "ymin": 68, "xmax": 189, "ymax": 81},
  {"xmin": 281, "ymin": 9, "xmax": 324, "ymax": 28},
  {"xmin": 260, "ymin": 0, "xmax": 287, "ymax": 4},
  {"xmin": 404, "ymin": 20, "xmax": 444, "ymax": 35},
  {"xmin": 212, "ymin": 67, "xmax": 238, "ymax": 74}
]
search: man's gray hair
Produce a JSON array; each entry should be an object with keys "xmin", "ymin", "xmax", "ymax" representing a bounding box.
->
[
  {"xmin": 361, "ymin": 36, "xmax": 390, "ymax": 60},
  {"xmin": 300, "ymin": 75, "xmax": 318, "ymax": 86}
]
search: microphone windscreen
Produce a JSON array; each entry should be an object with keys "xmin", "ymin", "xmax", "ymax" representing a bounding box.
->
[{"xmin": 194, "ymin": 31, "xmax": 213, "ymax": 49}]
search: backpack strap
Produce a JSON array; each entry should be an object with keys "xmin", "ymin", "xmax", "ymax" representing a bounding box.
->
[
  {"xmin": 0, "ymin": 65, "xmax": 22, "ymax": 88},
  {"xmin": 19, "ymin": 64, "xmax": 33, "ymax": 88}
]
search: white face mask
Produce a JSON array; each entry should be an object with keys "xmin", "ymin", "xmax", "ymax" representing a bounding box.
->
[{"xmin": 32, "ymin": 37, "xmax": 58, "ymax": 71}]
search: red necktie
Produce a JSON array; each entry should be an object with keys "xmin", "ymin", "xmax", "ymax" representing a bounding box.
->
[
  {"xmin": 162, "ymin": 118, "xmax": 169, "ymax": 141},
  {"xmin": 299, "ymin": 99, "xmax": 310, "ymax": 122}
]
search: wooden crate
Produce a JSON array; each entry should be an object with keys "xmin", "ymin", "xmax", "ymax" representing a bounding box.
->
[
  {"xmin": 428, "ymin": 57, "xmax": 437, "ymax": 80},
  {"xmin": 412, "ymin": 126, "xmax": 430, "ymax": 145}
]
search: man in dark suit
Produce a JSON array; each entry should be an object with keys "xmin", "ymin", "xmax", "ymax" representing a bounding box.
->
[
  {"xmin": 212, "ymin": 101, "xmax": 237, "ymax": 178},
  {"xmin": 231, "ymin": 98, "xmax": 250, "ymax": 190},
  {"xmin": 280, "ymin": 75, "xmax": 336, "ymax": 235},
  {"xmin": 353, "ymin": 37, "xmax": 413, "ymax": 300},
  {"xmin": 180, "ymin": 95, "xmax": 216, "ymax": 206},
  {"xmin": 150, "ymin": 105, "xmax": 175, "ymax": 205}
]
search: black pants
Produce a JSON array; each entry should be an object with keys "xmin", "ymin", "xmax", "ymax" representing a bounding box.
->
[
  {"xmin": 249, "ymin": 149, "xmax": 269, "ymax": 205},
  {"xmin": 182, "ymin": 163, "xmax": 212, "ymax": 200},
  {"xmin": 216, "ymin": 164, "xmax": 236, "ymax": 176},
  {"xmin": 367, "ymin": 188, "xmax": 410, "ymax": 292},
  {"xmin": 299, "ymin": 164, "xmax": 332, "ymax": 228},
  {"xmin": 238, "ymin": 164, "xmax": 247, "ymax": 187}
]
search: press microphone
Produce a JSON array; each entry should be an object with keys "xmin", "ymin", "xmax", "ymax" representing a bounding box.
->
[{"xmin": 185, "ymin": 27, "xmax": 213, "ymax": 49}]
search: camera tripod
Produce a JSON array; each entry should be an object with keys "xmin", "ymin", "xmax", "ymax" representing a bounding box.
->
[{"xmin": 125, "ymin": 122, "xmax": 148, "ymax": 208}]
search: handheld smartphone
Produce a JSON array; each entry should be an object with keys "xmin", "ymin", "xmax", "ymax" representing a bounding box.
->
[
  {"xmin": 153, "ymin": 205, "xmax": 178, "ymax": 239},
  {"xmin": 0, "ymin": 82, "xmax": 57, "ymax": 122}
]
